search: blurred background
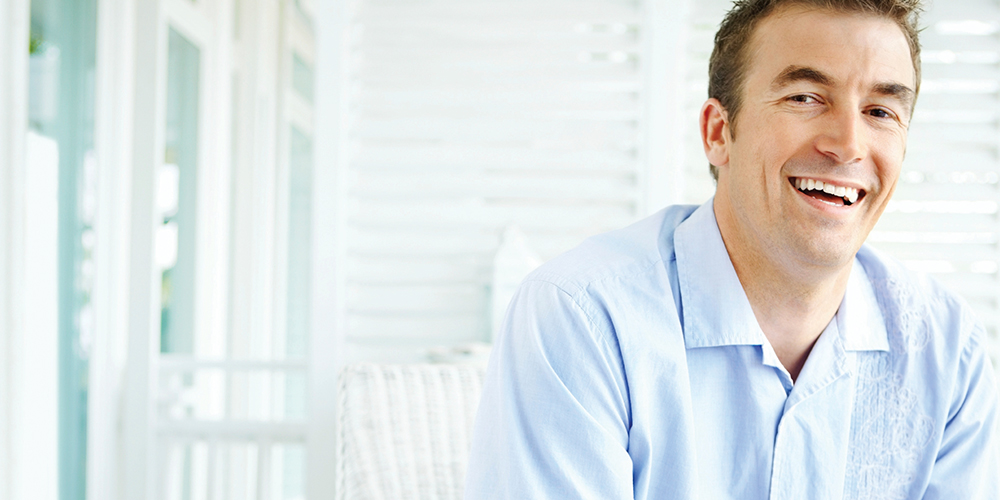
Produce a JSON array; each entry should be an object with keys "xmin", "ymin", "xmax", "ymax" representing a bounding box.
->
[{"xmin": 1, "ymin": 0, "xmax": 1000, "ymax": 497}]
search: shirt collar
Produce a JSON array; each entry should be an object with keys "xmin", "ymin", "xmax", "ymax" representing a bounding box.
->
[
  {"xmin": 837, "ymin": 261, "xmax": 890, "ymax": 352},
  {"xmin": 673, "ymin": 199, "xmax": 889, "ymax": 353},
  {"xmin": 675, "ymin": 200, "xmax": 767, "ymax": 348}
]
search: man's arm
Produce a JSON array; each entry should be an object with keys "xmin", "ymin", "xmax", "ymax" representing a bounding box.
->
[
  {"xmin": 464, "ymin": 279, "xmax": 633, "ymax": 499},
  {"xmin": 923, "ymin": 323, "xmax": 1000, "ymax": 499}
]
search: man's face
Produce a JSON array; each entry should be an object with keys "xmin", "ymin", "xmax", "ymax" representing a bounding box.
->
[{"xmin": 707, "ymin": 6, "xmax": 915, "ymax": 272}]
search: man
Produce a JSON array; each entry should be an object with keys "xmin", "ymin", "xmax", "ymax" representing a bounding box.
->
[{"xmin": 465, "ymin": 0, "xmax": 999, "ymax": 498}]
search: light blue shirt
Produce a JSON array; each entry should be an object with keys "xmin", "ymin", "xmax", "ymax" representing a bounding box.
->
[{"xmin": 466, "ymin": 201, "xmax": 999, "ymax": 499}]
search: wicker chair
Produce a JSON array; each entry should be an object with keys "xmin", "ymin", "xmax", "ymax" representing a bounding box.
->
[{"xmin": 337, "ymin": 363, "xmax": 487, "ymax": 500}]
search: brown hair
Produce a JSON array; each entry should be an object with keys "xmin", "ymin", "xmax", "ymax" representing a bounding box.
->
[{"xmin": 707, "ymin": 0, "xmax": 924, "ymax": 180}]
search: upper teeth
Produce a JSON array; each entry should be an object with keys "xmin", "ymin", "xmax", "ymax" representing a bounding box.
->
[{"xmin": 795, "ymin": 178, "xmax": 859, "ymax": 204}]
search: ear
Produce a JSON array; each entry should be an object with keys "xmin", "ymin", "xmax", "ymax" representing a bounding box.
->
[{"xmin": 700, "ymin": 98, "xmax": 731, "ymax": 170}]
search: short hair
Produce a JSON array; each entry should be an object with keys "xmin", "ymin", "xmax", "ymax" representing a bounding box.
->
[{"xmin": 706, "ymin": 0, "xmax": 924, "ymax": 180}]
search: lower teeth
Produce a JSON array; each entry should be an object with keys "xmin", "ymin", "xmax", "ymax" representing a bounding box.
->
[{"xmin": 799, "ymin": 188, "xmax": 851, "ymax": 206}]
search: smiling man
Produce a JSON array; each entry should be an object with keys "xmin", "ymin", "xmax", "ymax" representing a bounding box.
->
[{"xmin": 465, "ymin": 1, "xmax": 999, "ymax": 499}]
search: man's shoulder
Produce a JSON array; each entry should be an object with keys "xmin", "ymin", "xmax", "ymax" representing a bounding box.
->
[
  {"xmin": 858, "ymin": 244, "xmax": 969, "ymax": 311},
  {"xmin": 524, "ymin": 204, "xmax": 699, "ymax": 297},
  {"xmin": 856, "ymin": 244, "xmax": 986, "ymax": 353}
]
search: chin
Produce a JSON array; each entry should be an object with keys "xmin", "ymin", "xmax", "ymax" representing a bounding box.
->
[{"xmin": 789, "ymin": 235, "xmax": 861, "ymax": 270}]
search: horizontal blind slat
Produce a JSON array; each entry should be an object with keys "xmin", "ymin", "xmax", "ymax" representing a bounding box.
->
[{"xmin": 347, "ymin": 0, "xmax": 644, "ymax": 359}]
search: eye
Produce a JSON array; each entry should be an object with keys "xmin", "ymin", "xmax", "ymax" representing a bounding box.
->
[
  {"xmin": 867, "ymin": 107, "xmax": 893, "ymax": 119},
  {"xmin": 788, "ymin": 94, "xmax": 818, "ymax": 104}
]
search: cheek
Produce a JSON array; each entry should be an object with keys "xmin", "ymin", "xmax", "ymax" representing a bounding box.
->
[
  {"xmin": 879, "ymin": 134, "xmax": 907, "ymax": 175},
  {"xmin": 736, "ymin": 137, "xmax": 781, "ymax": 177},
  {"xmin": 877, "ymin": 155, "xmax": 904, "ymax": 192},
  {"xmin": 871, "ymin": 136, "xmax": 905, "ymax": 190},
  {"xmin": 870, "ymin": 164, "xmax": 901, "ymax": 220},
  {"xmin": 882, "ymin": 166, "xmax": 901, "ymax": 190}
]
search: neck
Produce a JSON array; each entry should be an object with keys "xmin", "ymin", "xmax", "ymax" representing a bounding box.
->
[{"xmin": 713, "ymin": 200, "xmax": 853, "ymax": 381}]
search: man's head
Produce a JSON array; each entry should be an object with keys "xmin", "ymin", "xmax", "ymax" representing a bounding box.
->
[
  {"xmin": 707, "ymin": 0, "xmax": 923, "ymax": 181},
  {"xmin": 700, "ymin": 2, "xmax": 920, "ymax": 277}
]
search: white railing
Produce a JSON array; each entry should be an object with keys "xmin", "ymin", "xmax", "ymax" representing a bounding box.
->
[{"xmin": 157, "ymin": 357, "xmax": 308, "ymax": 500}]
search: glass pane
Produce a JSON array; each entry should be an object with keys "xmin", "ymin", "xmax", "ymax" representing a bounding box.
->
[
  {"xmin": 159, "ymin": 368, "xmax": 308, "ymax": 421},
  {"xmin": 291, "ymin": 0, "xmax": 314, "ymax": 28},
  {"xmin": 286, "ymin": 126, "xmax": 313, "ymax": 360},
  {"xmin": 29, "ymin": 0, "xmax": 97, "ymax": 497},
  {"xmin": 291, "ymin": 54, "xmax": 314, "ymax": 104},
  {"xmin": 275, "ymin": 443, "xmax": 306, "ymax": 500},
  {"xmin": 283, "ymin": 371, "xmax": 307, "ymax": 419},
  {"xmin": 160, "ymin": 440, "xmax": 266, "ymax": 500},
  {"xmin": 159, "ymin": 441, "xmax": 305, "ymax": 500},
  {"xmin": 161, "ymin": 28, "xmax": 201, "ymax": 355},
  {"xmin": 160, "ymin": 368, "xmax": 226, "ymax": 420},
  {"xmin": 284, "ymin": 127, "xmax": 312, "ymax": 428},
  {"xmin": 233, "ymin": 0, "xmax": 241, "ymax": 40},
  {"xmin": 227, "ymin": 369, "xmax": 308, "ymax": 421}
]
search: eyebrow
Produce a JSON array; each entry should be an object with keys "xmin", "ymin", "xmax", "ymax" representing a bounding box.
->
[
  {"xmin": 872, "ymin": 82, "xmax": 915, "ymax": 109},
  {"xmin": 771, "ymin": 65, "xmax": 833, "ymax": 89},
  {"xmin": 770, "ymin": 64, "xmax": 915, "ymax": 109}
]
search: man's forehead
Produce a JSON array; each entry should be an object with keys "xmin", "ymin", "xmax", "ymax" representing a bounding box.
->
[{"xmin": 744, "ymin": 6, "xmax": 917, "ymax": 91}]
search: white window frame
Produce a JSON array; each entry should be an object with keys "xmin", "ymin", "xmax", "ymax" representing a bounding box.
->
[
  {"xmin": 1, "ymin": 0, "xmax": 61, "ymax": 498},
  {"xmin": 118, "ymin": 0, "xmax": 235, "ymax": 496},
  {"xmin": 0, "ymin": 0, "xmax": 28, "ymax": 492},
  {"xmin": 102, "ymin": 0, "xmax": 335, "ymax": 497},
  {"xmin": 640, "ymin": 0, "xmax": 690, "ymax": 215},
  {"xmin": 120, "ymin": 0, "xmax": 168, "ymax": 494},
  {"xmin": 88, "ymin": 0, "xmax": 137, "ymax": 497},
  {"xmin": 310, "ymin": 0, "xmax": 348, "ymax": 496}
]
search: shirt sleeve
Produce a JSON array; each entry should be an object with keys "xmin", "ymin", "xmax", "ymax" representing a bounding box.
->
[
  {"xmin": 923, "ymin": 321, "xmax": 1000, "ymax": 500},
  {"xmin": 464, "ymin": 279, "xmax": 634, "ymax": 500}
]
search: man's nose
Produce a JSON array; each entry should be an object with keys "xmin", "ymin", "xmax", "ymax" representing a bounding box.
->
[{"xmin": 815, "ymin": 108, "xmax": 866, "ymax": 164}]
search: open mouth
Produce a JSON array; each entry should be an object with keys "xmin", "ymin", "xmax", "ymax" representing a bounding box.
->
[{"xmin": 790, "ymin": 177, "xmax": 864, "ymax": 207}]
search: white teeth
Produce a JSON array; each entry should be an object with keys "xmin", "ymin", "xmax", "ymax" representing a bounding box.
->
[{"xmin": 795, "ymin": 178, "xmax": 861, "ymax": 205}]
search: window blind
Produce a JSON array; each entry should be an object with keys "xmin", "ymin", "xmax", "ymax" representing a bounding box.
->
[
  {"xmin": 880, "ymin": 0, "xmax": 1000, "ymax": 362},
  {"xmin": 344, "ymin": 0, "xmax": 647, "ymax": 362}
]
